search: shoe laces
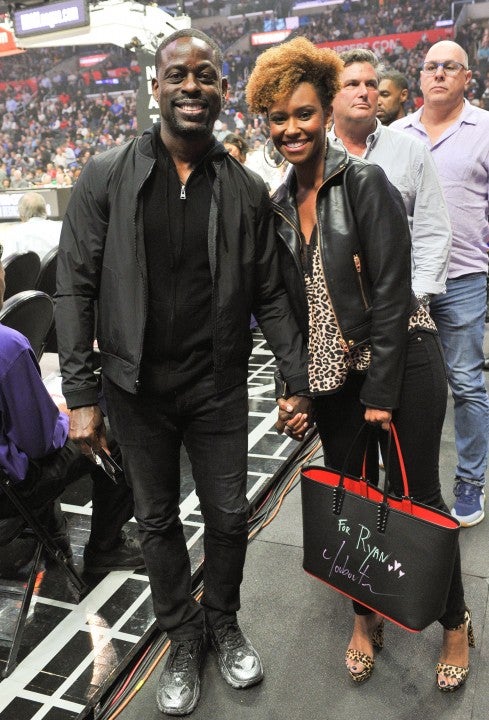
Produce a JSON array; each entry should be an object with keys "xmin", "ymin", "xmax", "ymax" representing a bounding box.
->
[
  {"xmin": 170, "ymin": 639, "xmax": 199, "ymax": 672},
  {"xmin": 454, "ymin": 481, "xmax": 481, "ymax": 502},
  {"xmin": 214, "ymin": 622, "xmax": 244, "ymax": 651}
]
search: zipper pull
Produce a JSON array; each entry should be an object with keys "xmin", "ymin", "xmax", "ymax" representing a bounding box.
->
[
  {"xmin": 353, "ymin": 253, "xmax": 361, "ymax": 273},
  {"xmin": 180, "ymin": 184, "xmax": 186, "ymax": 200}
]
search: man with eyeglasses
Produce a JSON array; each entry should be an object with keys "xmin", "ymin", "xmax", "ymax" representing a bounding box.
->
[{"xmin": 393, "ymin": 40, "xmax": 489, "ymax": 527}]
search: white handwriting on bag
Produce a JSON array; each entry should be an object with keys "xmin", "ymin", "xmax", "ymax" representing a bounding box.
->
[{"xmin": 320, "ymin": 518, "xmax": 404, "ymax": 597}]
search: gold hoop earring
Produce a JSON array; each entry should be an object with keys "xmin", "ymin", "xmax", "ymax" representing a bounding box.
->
[{"xmin": 263, "ymin": 138, "xmax": 286, "ymax": 168}]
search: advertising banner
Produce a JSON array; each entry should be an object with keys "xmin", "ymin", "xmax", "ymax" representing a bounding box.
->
[{"xmin": 317, "ymin": 26, "xmax": 454, "ymax": 54}]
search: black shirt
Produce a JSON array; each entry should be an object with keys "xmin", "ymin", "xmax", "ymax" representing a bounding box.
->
[{"xmin": 140, "ymin": 133, "xmax": 214, "ymax": 394}]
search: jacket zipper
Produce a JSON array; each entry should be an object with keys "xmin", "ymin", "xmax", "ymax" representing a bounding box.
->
[
  {"xmin": 274, "ymin": 162, "xmax": 351, "ymax": 353},
  {"xmin": 272, "ymin": 207, "xmax": 305, "ymax": 279},
  {"xmin": 134, "ymin": 160, "xmax": 156, "ymax": 391},
  {"xmin": 315, "ymin": 167, "xmax": 350, "ymax": 353},
  {"xmin": 353, "ymin": 253, "xmax": 370, "ymax": 310}
]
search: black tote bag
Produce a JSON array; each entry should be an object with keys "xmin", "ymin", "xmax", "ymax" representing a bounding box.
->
[{"xmin": 301, "ymin": 423, "xmax": 460, "ymax": 632}]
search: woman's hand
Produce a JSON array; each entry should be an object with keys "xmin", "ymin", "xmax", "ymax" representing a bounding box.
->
[
  {"xmin": 364, "ymin": 407, "xmax": 392, "ymax": 432},
  {"xmin": 276, "ymin": 396, "xmax": 312, "ymax": 441}
]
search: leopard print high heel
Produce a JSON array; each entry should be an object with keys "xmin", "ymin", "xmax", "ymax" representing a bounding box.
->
[
  {"xmin": 345, "ymin": 619, "xmax": 384, "ymax": 683},
  {"xmin": 436, "ymin": 611, "xmax": 475, "ymax": 692}
]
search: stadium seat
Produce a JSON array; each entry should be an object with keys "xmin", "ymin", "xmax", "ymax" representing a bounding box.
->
[
  {"xmin": 0, "ymin": 290, "xmax": 54, "ymax": 361},
  {"xmin": 2, "ymin": 251, "xmax": 41, "ymax": 301}
]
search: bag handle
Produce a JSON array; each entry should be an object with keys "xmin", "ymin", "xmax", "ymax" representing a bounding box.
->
[
  {"xmin": 333, "ymin": 422, "xmax": 411, "ymax": 530},
  {"xmin": 336, "ymin": 422, "xmax": 408, "ymax": 491}
]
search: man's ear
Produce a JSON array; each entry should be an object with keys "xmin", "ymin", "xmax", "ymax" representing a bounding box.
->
[
  {"xmin": 400, "ymin": 88, "xmax": 409, "ymax": 103},
  {"xmin": 151, "ymin": 77, "xmax": 159, "ymax": 101}
]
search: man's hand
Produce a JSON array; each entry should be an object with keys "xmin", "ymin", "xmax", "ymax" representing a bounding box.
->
[
  {"xmin": 275, "ymin": 395, "xmax": 312, "ymax": 441},
  {"xmin": 69, "ymin": 404, "xmax": 108, "ymax": 455},
  {"xmin": 364, "ymin": 407, "xmax": 392, "ymax": 432}
]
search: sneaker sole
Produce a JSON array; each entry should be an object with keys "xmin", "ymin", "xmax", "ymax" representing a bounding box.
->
[{"xmin": 457, "ymin": 510, "xmax": 485, "ymax": 528}]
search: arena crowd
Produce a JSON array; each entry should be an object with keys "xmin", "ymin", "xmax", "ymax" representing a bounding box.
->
[{"xmin": 0, "ymin": 0, "xmax": 488, "ymax": 189}]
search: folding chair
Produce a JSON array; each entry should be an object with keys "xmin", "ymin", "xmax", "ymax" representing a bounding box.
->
[
  {"xmin": 2, "ymin": 251, "xmax": 41, "ymax": 301},
  {"xmin": 35, "ymin": 246, "xmax": 58, "ymax": 297},
  {"xmin": 0, "ymin": 290, "xmax": 54, "ymax": 361},
  {"xmin": 35, "ymin": 247, "xmax": 59, "ymax": 354},
  {"xmin": 0, "ymin": 472, "xmax": 86, "ymax": 678}
]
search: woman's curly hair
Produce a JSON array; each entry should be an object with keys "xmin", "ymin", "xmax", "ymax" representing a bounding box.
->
[{"xmin": 246, "ymin": 37, "xmax": 344, "ymax": 114}]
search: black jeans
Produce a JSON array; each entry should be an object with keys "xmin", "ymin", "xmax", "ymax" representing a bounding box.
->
[
  {"xmin": 313, "ymin": 331, "xmax": 466, "ymax": 629},
  {"xmin": 0, "ymin": 439, "xmax": 134, "ymax": 552},
  {"xmin": 104, "ymin": 374, "xmax": 250, "ymax": 641}
]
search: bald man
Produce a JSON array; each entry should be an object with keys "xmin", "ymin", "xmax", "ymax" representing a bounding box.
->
[{"xmin": 393, "ymin": 41, "xmax": 489, "ymax": 527}]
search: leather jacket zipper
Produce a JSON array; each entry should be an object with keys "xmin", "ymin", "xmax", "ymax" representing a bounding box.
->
[
  {"xmin": 315, "ymin": 166, "xmax": 350, "ymax": 353},
  {"xmin": 273, "ymin": 160, "xmax": 350, "ymax": 352},
  {"xmin": 353, "ymin": 253, "xmax": 370, "ymax": 310}
]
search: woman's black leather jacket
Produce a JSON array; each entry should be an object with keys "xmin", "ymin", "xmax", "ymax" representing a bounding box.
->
[{"xmin": 271, "ymin": 141, "xmax": 418, "ymax": 410}]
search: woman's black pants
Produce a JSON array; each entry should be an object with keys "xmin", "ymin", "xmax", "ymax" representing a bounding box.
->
[{"xmin": 313, "ymin": 331, "xmax": 466, "ymax": 629}]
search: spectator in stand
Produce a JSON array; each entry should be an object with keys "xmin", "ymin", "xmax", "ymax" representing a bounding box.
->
[
  {"xmin": 2, "ymin": 192, "xmax": 62, "ymax": 259},
  {"xmin": 223, "ymin": 132, "xmax": 248, "ymax": 163},
  {"xmin": 377, "ymin": 70, "xmax": 409, "ymax": 125},
  {"xmin": 393, "ymin": 40, "xmax": 489, "ymax": 528},
  {"xmin": 9, "ymin": 168, "xmax": 30, "ymax": 189},
  {"xmin": 476, "ymin": 27, "xmax": 489, "ymax": 73}
]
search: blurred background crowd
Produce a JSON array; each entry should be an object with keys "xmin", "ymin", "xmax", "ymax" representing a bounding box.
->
[{"xmin": 1, "ymin": 0, "xmax": 488, "ymax": 191}]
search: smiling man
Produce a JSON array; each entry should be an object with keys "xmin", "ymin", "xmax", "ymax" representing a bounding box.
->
[
  {"xmin": 55, "ymin": 28, "xmax": 309, "ymax": 716},
  {"xmin": 393, "ymin": 40, "xmax": 489, "ymax": 528}
]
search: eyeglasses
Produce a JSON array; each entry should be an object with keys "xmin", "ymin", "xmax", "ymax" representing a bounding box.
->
[{"xmin": 421, "ymin": 60, "xmax": 468, "ymax": 76}]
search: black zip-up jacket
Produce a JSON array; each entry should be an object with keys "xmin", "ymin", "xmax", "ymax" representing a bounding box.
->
[
  {"xmin": 271, "ymin": 141, "xmax": 417, "ymax": 411},
  {"xmin": 56, "ymin": 124, "xmax": 308, "ymax": 408}
]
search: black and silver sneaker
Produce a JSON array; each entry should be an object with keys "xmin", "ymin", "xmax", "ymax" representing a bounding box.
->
[
  {"xmin": 209, "ymin": 621, "xmax": 263, "ymax": 689},
  {"xmin": 156, "ymin": 636, "xmax": 207, "ymax": 716}
]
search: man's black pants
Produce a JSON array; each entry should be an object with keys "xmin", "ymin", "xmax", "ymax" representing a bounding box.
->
[{"xmin": 104, "ymin": 375, "xmax": 250, "ymax": 641}]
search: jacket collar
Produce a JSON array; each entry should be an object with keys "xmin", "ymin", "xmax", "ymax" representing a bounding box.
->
[
  {"xmin": 273, "ymin": 139, "xmax": 349, "ymax": 208},
  {"xmin": 140, "ymin": 122, "xmax": 228, "ymax": 162}
]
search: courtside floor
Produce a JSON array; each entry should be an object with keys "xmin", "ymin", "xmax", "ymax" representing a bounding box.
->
[
  {"xmin": 0, "ymin": 333, "xmax": 300, "ymax": 720},
  {"xmin": 115, "ymin": 373, "xmax": 489, "ymax": 720},
  {"xmin": 2, "ymin": 333, "xmax": 489, "ymax": 720}
]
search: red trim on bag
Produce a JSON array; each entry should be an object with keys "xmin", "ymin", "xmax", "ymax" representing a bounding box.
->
[
  {"xmin": 302, "ymin": 467, "xmax": 459, "ymax": 529},
  {"xmin": 303, "ymin": 568, "xmax": 421, "ymax": 633}
]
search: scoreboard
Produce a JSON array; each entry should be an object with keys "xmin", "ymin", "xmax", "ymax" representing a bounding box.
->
[{"xmin": 13, "ymin": 0, "xmax": 90, "ymax": 38}]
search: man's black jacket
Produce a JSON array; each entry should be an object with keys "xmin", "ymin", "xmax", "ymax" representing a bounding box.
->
[{"xmin": 56, "ymin": 124, "xmax": 308, "ymax": 408}]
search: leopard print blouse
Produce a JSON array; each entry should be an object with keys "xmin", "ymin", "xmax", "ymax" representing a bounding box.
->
[{"xmin": 303, "ymin": 240, "xmax": 437, "ymax": 395}]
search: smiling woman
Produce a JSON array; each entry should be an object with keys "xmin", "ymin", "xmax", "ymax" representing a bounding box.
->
[{"xmin": 246, "ymin": 35, "xmax": 472, "ymax": 694}]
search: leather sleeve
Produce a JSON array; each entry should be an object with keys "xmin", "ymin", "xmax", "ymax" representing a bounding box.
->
[
  {"xmin": 347, "ymin": 163, "xmax": 413, "ymax": 410},
  {"xmin": 251, "ymin": 187, "xmax": 309, "ymax": 396}
]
